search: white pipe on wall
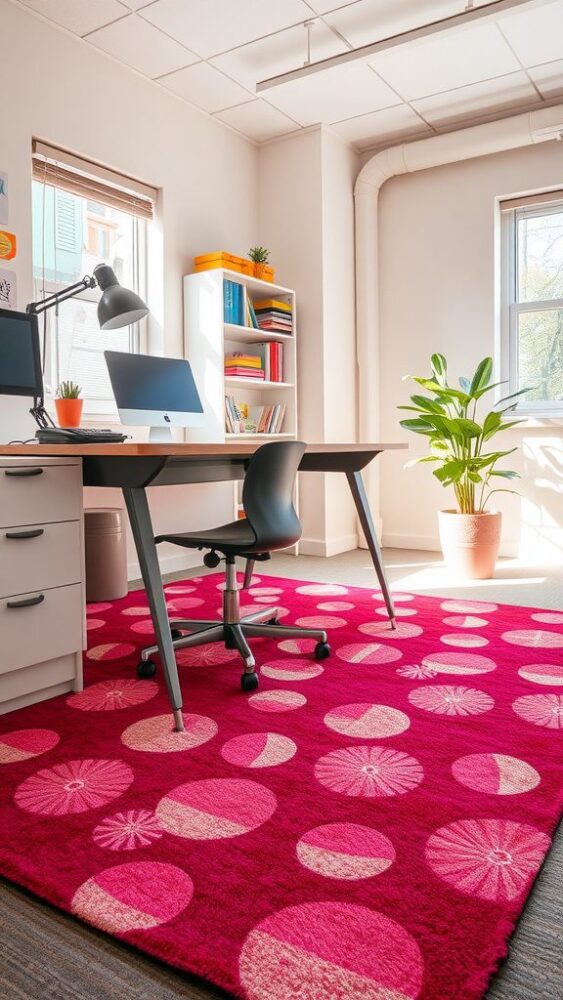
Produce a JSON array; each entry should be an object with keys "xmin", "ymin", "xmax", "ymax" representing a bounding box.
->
[{"xmin": 354, "ymin": 103, "xmax": 563, "ymax": 449}]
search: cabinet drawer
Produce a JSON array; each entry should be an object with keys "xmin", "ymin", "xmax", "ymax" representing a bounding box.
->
[
  {"xmin": 0, "ymin": 584, "xmax": 84, "ymax": 675},
  {"xmin": 0, "ymin": 521, "xmax": 82, "ymax": 599},
  {"xmin": 0, "ymin": 463, "xmax": 82, "ymax": 527}
]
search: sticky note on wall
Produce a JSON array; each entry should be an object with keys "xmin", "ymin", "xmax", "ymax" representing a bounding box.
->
[{"xmin": 0, "ymin": 230, "xmax": 16, "ymax": 260}]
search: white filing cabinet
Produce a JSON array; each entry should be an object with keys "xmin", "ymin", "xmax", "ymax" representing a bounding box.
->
[{"xmin": 0, "ymin": 457, "xmax": 85, "ymax": 713}]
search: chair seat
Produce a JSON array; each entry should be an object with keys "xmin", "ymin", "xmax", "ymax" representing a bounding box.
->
[{"xmin": 156, "ymin": 518, "xmax": 258, "ymax": 554}]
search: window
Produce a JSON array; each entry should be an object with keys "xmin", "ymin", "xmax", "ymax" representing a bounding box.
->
[
  {"xmin": 500, "ymin": 192, "xmax": 563, "ymax": 417},
  {"xmin": 32, "ymin": 143, "xmax": 155, "ymax": 414}
]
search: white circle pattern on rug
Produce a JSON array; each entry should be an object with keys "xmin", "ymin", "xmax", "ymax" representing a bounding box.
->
[
  {"xmin": 512, "ymin": 694, "xmax": 563, "ymax": 729},
  {"xmin": 440, "ymin": 633, "xmax": 489, "ymax": 648},
  {"xmin": 336, "ymin": 643, "xmax": 402, "ymax": 665},
  {"xmin": 71, "ymin": 862, "xmax": 193, "ymax": 932},
  {"xmin": 121, "ymin": 714, "xmax": 218, "ymax": 753},
  {"xmin": 221, "ymin": 732, "xmax": 297, "ymax": 768},
  {"xmin": 518, "ymin": 663, "xmax": 563, "ymax": 686},
  {"xmin": 0, "ymin": 729, "xmax": 60, "ymax": 764},
  {"xmin": 324, "ymin": 703, "xmax": 410, "ymax": 739},
  {"xmin": 15, "ymin": 759, "xmax": 134, "ymax": 815},
  {"xmin": 248, "ymin": 690, "xmax": 306, "ymax": 712},
  {"xmin": 296, "ymin": 824, "xmax": 395, "ymax": 880},
  {"xmin": 421, "ymin": 652, "xmax": 496, "ymax": 676},
  {"xmin": 67, "ymin": 679, "xmax": 158, "ymax": 712},
  {"xmin": 501, "ymin": 629, "xmax": 563, "ymax": 649},
  {"xmin": 451, "ymin": 753, "xmax": 540, "ymax": 795},
  {"xmin": 315, "ymin": 745, "xmax": 424, "ymax": 798},
  {"xmin": 408, "ymin": 685, "xmax": 494, "ymax": 716},
  {"xmin": 261, "ymin": 659, "xmax": 324, "ymax": 681},
  {"xmin": 156, "ymin": 779, "xmax": 277, "ymax": 839},
  {"xmin": 358, "ymin": 621, "xmax": 423, "ymax": 640}
]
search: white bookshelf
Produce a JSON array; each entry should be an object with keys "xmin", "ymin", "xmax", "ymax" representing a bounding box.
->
[{"xmin": 184, "ymin": 268, "xmax": 298, "ymax": 444}]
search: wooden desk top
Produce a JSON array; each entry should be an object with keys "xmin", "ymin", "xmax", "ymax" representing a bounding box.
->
[{"xmin": 0, "ymin": 442, "xmax": 406, "ymax": 458}]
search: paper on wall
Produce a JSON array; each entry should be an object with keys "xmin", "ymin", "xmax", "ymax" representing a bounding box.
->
[{"xmin": 0, "ymin": 268, "xmax": 17, "ymax": 309}]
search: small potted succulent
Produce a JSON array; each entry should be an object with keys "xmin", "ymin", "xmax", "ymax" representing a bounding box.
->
[
  {"xmin": 248, "ymin": 246, "xmax": 270, "ymax": 280},
  {"xmin": 399, "ymin": 354, "xmax": 529, "ymax": 579},
  {"xmin": 55, "ymin": 380, "xmax": 83, "ymax": 428}
]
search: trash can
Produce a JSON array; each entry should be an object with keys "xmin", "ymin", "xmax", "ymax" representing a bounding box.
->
[{"xmin": 84, "ymin": 508, "xmax": 128, "ymax": 602}]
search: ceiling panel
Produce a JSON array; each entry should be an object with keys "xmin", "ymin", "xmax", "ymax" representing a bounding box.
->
[
  {"xmin": 265, "ymin": 62, "xmax": 397, "ymax": 126},
  {"xmin": 211, "ymin": 20, "xmax": 348, "ymax": 93},
  {"xmin": 140, "ymin": 0, "xmax": 311, "ymax": 59},
  {"xmin": 119, "ymin": 0, "xmax": 155, "ymax": 9},
  {"xmin": 528, "ymin": 59, "xmax": 563, "ymax": 98},
  {"xmin": 331, "ymin": 103, "xmax": 431, "ymax": 149},
  {"xmin": 215, "ymin": 100, "xmax": 300, "ymax": 142},
  {"xmin": 19, "ymin": 0, "xmax": 125, "ymax": 37},
  {"xmin": 160, "ymin": 62, "xmax": 254, "ymax": 113},
  {"xmin": 304, "ymin": 0, "xmax": 362, "ymax": 13},
  {"xmin": 370, "ymin": 22, "xmax": 520, "ymax": 100},
  {"xmin": 412, "ymin": 71, "xmax": 537, "ymax": 128},
  {"xmin": 323, "ymin": 0, "xmax": 471, "ymax": 48},
  {"xmin": 497, "ymin": 0, "xmax": 563, "ymax": 69},
  {"xmin": 87, "ymin": 13, "xmax": 197, "ymax": 77}
]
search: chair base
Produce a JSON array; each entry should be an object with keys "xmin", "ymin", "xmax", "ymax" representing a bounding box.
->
[{"xmin": 137, "ymin": 559, "xmax": 329, "ymax": 689}]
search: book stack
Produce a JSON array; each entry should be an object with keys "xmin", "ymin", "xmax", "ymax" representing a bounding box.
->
[
  {"xmin": 224, "ymin": 352, "xmax": 265, "ymax": 380},
  {"xmin": 223, "ymin": 280, "xmax": 244, "ymax": 325},
  {"xmin": 225, "ymin": 396, "xmax": 286, "ymax": 435},
  {"xmin": 254, "ymin": 298, "xmax": 292, "ymax": 335}
]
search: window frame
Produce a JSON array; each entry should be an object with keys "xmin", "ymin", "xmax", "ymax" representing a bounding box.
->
[{"xmin": 499, "ymin": 197, "xmax": 563, "ymax": 419}]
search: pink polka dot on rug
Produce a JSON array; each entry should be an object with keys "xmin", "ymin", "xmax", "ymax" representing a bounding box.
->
[
  {"xmin": 164, "ymin": 585, "xmax": 196, "ymax": 595},
  {"xmin": 15, "ymin": 759, "xmax": 133, "ymax": 815},
  {"xmin": 452, "ymin": 753, "xmax": 540, "ymax": 795},
  {"xmin": 397, "ymin": 664, "xmax": 438, "ymax": 680},
  {"xmin": 336, "ymin": 643, "xmax": 402, "ymax": 665},
  {"xmin": 441, "ymin": 600, "xmax": 498, "ymax": 614},
  {"xmin": 248, "ymin": 587, "xmax": 283, "ymax": 597},
  {"xmin": 518, "ymin": 663, "xmax": 563, "ymax": 686},
  {"xmin": 409, "ymin": 685, "xmax": 494, "ymax": 716},
  {"xmin": 296, "ymin": 583, "xmax": 348, "ymax": 596},
  {"xmin": 121, "ymin": 714, "xmax": 217, "ymax": 753},
  {"xmin": 239, "ymin": 902, "xmax": 423, "ymax": 1000},
  {"xmin": 440, "ymin": 633, "xmax": 489, "ymax": 648},
  {"xmin": 0, "ymin": 729, "xmax": 59, "ymax": 764},
  {"xmin": 324, "ymin": 703, "xmax": 410, "ymax": 739},
  {"xmin": 502, "ymin": 629, "xmax": 563, "ymax": 649},
  {"xmin": 374, "ymin": 605, "xmax": 417, "ymax": 617},
  {"xmin": 295, "ymin": 615, "xmax": 347, "ymax": 628},
  {"xmin": 93, "ymin": 809, "xmax": 163, "ymax": 851},
  {"xmin": 372, "ymin": 592, "xmax": 413, "ymax": 602},
  {"xmin": 426, "ymin": 818, "xmax": 550, "ymax": 902},
  {"xmin": 512, "ymin": 694, "xmax": 563, "ymax": 729},
  {"xmin": 166, "ymin": 597, "xmax": 205, "ymax": 611},
  {"xmin": 175, "ymin": 644, "xmax": 238, "ymax": 666},
  {"xmin": 129, "ymin": 619, "xmax": 156, "ymax": 635},
  {"xmin": 248, "ymin": 690, "xmax": 306, "ymax": 712},
  {"xmin": 221, "ymin": 732, "xmax": 296, "ymax": 768},
  {"xmin": 86, "ymin": 602, "xmax": 112, "ymax": 613},
  {"xmin": 261, "ymin": 659, "xmax": 323, "ymax": 681},
  {"xmin": 422, "ymin": 651, "xmax": 496, "ymax": 675},
  {"xmin": 358, "ymin": 621, "xmax": 422, "ymax": 640},
  {"xmin": 530, "ymin": 612, "xmax": 563, "ymax": 625},
  {"xmin": 156, "ymin": 779, "xmax": 277, "ymax": 839},
  {"xmin": 71, "ymin": 862, "xmax": 193, "ymax": 933},
  {"xmin": 317, "ymin": 601, "xmax": 355, "ymax": 611},
  {"xmin": 296, "ymin": 824, "xmax": 395, "ymax": 880},
  {"xmin": 442, "ymin": 615, "xmax": 488, "ymax": 629},
  {"xmin": 86, "ymin": 643, "xmax": 136, "ymax": 662},
  {"xmin": 277, "ymin": 638, "xmax": 316, "ymax": 654},
  {"xmin": 86, "ymin": 618, "xmax": 105, "ymax": 631},
  {"xmin": 67, "ymin": 679, "xmax": 158, "ymax": 712},
  {"xmin": 315, "ymin": 745, "xmax": 423, "ymax": 798},
  {"xmin": 121, "ymin": 605, "xmax": 150, "ymax": 617}
]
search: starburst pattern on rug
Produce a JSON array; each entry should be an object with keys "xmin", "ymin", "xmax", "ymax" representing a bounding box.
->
[
  {"xmin": 15, "ymin": 759, "xmax": 134, "ymax": 815},
  {"xmin": 512, "ymin": 693, "xmax": 563, "ymax": 729},
  {"xmin": 409, "ymin": 685, "xmax": 494, "ymax": 716},
  {"xmin": 93, "ymin": 809, "xmax": 163, "ymax": 851},
  {"xmin": 315, "ymin": 745, "xmax": 424, "ymax": 797}
]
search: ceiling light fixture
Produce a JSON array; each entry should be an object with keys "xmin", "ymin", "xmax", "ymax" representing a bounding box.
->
[{"xmin": 256, "ymin": 0, "xmax": 547, "ymax": 92}]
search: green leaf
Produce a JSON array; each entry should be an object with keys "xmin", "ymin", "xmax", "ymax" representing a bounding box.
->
[
  {"xmin": 490, "ymin": 470, "xmax": 520, "ymax": 479},
  {"xmin": 468, "ymin": 471, "xmax": 483, "ymax": 484},
  {"xmin": 404, "ymin": 455, "xmax": 440, "ymax": 468},
  {"xmin": 496, "ymin": 386, "xmax": 533, "ymax": 408},
  {"xmin": 459, "ymin": 376, "xmax": 471, "ymax": 392},
  {"xmin": 450, "ymin": 417, "xmax": 482, "ymax": 438},
  {"xmin": 430, "ymin": 353, "xmax": 448, "ymax": 385},
  {"xmin": 399, "ymin": 418, "xmax": 435, "ymax": 436},
  {"xmin": 433, "ymin": 460, "xmax": 466, "ymax": 485},
  {"xmin": 469, "ymin": 357, "xmax": 493, "ymax": 396},
  {"xmin": 410, "ymin": 377, "xmax": 470, "ymax": 404},
  {"xmin": 482, "ymin": 410, "xmax": 502, "ymax": 439},
  {"xmin": 410, "ymin": 394, "xmax": 446, "ymax": 414}
]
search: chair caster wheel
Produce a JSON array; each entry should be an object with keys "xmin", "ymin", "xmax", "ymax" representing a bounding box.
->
[
  {"xmin": 171, "ymin": 629, "xmax": 183, "ymax": 641},
  {"xmin": 241, "ymin": 671, "xmax": 259, "ymax": 692},
  {"xmin": 266, "ymin": 617, "xmax": 278, "ymax": 625},
  {"xmin": 137, "ymin": 659, "xmax": 157, "ymax": 679},
  {"xmin": 314, "ymin": 641, "xmax": 331, "ymax": 660}
]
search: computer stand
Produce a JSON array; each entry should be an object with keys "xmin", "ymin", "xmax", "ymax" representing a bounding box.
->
[{"xmin": 148, "ymin": 426, "xmax": 174, "ymax": 443}]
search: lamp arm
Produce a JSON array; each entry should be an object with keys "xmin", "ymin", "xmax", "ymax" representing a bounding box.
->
[{"xmin": 26, "ymin": 275, "xmax": 97, "ymax": 315}]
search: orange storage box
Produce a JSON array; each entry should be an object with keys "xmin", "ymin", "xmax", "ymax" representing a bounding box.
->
[{"xmin": 193, "ymin": 252, "xmax": 274, "ymax": 282}]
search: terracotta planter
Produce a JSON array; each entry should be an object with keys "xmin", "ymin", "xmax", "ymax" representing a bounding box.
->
[
  {"xmin": 438, "ymin": 509, "xmax": 502, "ymax": 580},
  {"xmin": 55, "ymin": 397, "xmax": 83, "ymax": 428}
]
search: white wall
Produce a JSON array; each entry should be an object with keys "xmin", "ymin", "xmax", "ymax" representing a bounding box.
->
[
  {"xmin": 377, "ymin": 140, "xmax": 563, "ymax": 563},
  {"xmin": 0, "ymin": 0, "xmax": 258, "ymax": 578},
  {"xmin": 258, "ymin": 127, "xmax": 358, "ymax": 555}
]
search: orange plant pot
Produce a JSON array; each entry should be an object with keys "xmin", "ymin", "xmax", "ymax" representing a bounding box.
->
[
  {"xmin": 253, "ymin": 262, "xmax": 267, "ymax": 279},
  {"xmin": 55, "ymin": 397, "xmax": 83, "ymax": 428},
  {"xmin": 438, "ymin": 509, "xmax": 502, "ymax": 579}
]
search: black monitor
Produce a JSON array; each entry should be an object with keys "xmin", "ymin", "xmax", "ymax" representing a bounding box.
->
[{"xmin": 0, "ymin": 308, "xmax": 43, "ymax": 398}]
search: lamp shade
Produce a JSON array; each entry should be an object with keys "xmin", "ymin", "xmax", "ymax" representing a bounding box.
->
[{"xmin": 94, "ymin": 264, "xmax": 149, "ymax": 330}]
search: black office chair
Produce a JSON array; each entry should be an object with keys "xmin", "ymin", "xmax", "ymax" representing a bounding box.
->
[{"xmin": 137, "ymin": 441, "xmax": 330, "ymax": 691}]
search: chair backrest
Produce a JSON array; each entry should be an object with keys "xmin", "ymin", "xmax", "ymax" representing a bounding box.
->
[{"xmin": 242, "ymin": 440, "xmax": 306, "ymax": 552}]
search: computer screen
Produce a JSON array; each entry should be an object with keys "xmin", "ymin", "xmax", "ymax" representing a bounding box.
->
[
  {"xmin": 104, "ymin": 351, "xmax": 204, "ymax": 440},
  {"xmin": 0, "ymin": 308, "xmax": 43, "ymax": 398}
]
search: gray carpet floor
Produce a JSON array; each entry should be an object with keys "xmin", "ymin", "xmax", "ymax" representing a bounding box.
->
[{"xmin": 1, "ymin": 549, "xmax": 561, "ymax": 999}]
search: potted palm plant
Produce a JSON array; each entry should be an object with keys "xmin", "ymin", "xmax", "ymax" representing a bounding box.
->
[
  {"xmin": 248, "ymin": 246, "xmax": 270, "ymax": 280},
  {"xmin": 55, "ymin": 380, "xmax": 83, "ymax": 428},
  {"xmin": 399, "ymin": 355, "xmax": 528, "ymax": 579}
]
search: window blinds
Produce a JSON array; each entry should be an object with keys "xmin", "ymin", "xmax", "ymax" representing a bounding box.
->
[
  {"xmin": 32, "ymin": 140, "xmax": 156, "ymax": 221},
  {"xmin": 500, "ymin": 189, "xmax": 563, "ymax": 213}
]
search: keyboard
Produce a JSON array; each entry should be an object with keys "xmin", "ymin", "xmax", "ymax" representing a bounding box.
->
[{"xmin": 36, "ymin": 428, "xmax": 128, "ymax": 444}]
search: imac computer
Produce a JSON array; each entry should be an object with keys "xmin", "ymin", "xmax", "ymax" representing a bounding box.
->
[
  {"xmin": 0, "ymin": 307, "xmax": 45, "ymax": 425},
  {"xmin": 105, "ymin": 350, "xmax": 205, "ymax": 442}
]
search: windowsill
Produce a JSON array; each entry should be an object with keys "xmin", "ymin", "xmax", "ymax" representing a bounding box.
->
[{"xmin": 501, "ymin": 413, "xmax": 563, "ymax": 428}]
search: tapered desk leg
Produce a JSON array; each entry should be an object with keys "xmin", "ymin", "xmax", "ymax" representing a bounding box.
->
[
  {"xmin": 123, "ymin": 487, "xmax": 185, "ymax": 731},
  {"xmin": 346, "ymin": 470, "xmax": 396, "ymax": 628}
]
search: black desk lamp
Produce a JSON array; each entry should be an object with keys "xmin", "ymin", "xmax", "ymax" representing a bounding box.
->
[{"xmin": 27, "ymin": 263, "xmax": 149, "ymax": 428}]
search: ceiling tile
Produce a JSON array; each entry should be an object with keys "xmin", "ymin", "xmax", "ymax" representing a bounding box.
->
[
  {"xmin": 498, "ymin": 0, "xmax": 563, "ymax": 69},
  {"xmin": 304, "ymin": 0, "xmax": 362, "ymax": 13},
  {"xmin": 215, "ymin": 100, "xmax": 301, "ymax": 142},
  {"xmin": 370, "ymin": 22, "xmax": 521, "ymax": 100},
  {"xmin": 19, "ymin": 0, "xmax": 125, "ymax": 37},
  {"xmin": 119, "ymin": 1, "xmax": 155, "ymax": 8},
  {"xmin": 330, "ymin": 103, "xmax": 431, "ymax": 149},
  {"xmin": 140, "ymin": 0, "xmax": 311, "ymax": 59},
  {"xmin": 264, "ymin": 62, "xmax": 397, "ymax": 126},
  {"xmin": 87, "ymin": 14, "xmax": 197, "ymax": 78},
  {"xmin": 528, "ymin": 59, "xmax": 563, "ymax": 98},
  {"xmin": 412, "ymin": 71, "xmax": 537, "ymax": 128},
  {"xmin": 160, "ymin": 62, "xmax": 254, "ymax": 113},
  {"xmin": 324, "ymin": 0, "xmax": 464, "ymax": 48},
  {"xmin": 211, "ymin": 20, "xmax": 348, "ymax": 93}
]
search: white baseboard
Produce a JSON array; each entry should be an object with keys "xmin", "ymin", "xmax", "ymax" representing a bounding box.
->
[
  {"xmin": 299, "ymin": 533, "xmax": 358, "ymax": 558},
  {"xmin": 381, "ymin": 532, "xmax": 519, "ymax": 559},
  {"xmin": 128, "ymin": 549, "xmax": 203, "ymax": 583}
]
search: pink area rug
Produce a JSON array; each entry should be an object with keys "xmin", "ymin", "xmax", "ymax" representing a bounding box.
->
[{"xmin": 0, "ymin": 574, "xmax": 562, "ymax": 1000}]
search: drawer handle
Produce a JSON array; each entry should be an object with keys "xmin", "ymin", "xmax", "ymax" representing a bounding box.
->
[
  {"xmin": 6, "ymin": 593, "xmax": 45, "ymax": 610},
  {"xmin": 5, "ymin": 528, "xmax": 45, "ymax": 540},
  {"xmin": 4, "ymin": 467, "xmax": 44, "ymax": 478}
]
